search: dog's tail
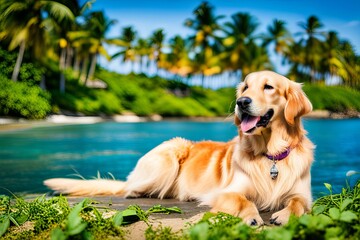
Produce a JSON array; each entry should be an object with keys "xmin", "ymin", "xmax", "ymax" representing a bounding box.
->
[{"xmin": 43, "ymin": 178, "xmax": 126, "ymax": 196}]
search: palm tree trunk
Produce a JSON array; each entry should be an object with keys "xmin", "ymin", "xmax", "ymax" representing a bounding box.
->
[
  {"xmin": 59, "ymin": 47, "xmax": 66, "ymax": 70},
  {"xmin": 73, "ymin": 51, "xmax": 81, "ymax": 78},
  {"xmin": 59, "ymin": 47, "xmax": 66, "ymax": 93},
  {"xmin": 80, "ymin": 57, "xmax": 89, "ymax": 84},
  {"xmin": 201, "ymin": 74, "xmax": 205, "ymax": 87},
  {"xmin": 85, "ymin": 53, "xmax": 97, "ymax": 85},
  {"xmin": 65, "ymin": 46, "xmax": 73, "ymax": 69},
  {"xmin": 40, "ymin": 74, "xmax": 46, "ymax": 90},
  {"xmin": 140, "ymin": 56, "xmax": 144, "ymax": 73},
  {"xmin": 11, "ymin": 41, "xmax": 26, "ymax": 82},
  {"xmin": 59, "ymin": 72, "xmax": 65, "ymax": 93},
  {"xmin": 131, "ymin": 60, "xmax": 135, "ymax": 73}
]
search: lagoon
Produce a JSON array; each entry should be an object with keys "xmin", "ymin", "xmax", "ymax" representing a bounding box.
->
[{"xmin": 0, "ymin": 119, "xmax": 359, "ymax": 198}]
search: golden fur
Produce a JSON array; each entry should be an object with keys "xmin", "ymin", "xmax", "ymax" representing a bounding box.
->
[{"xmin": 44, "ymin": 71, "xmax": 314, "ymax": 225}]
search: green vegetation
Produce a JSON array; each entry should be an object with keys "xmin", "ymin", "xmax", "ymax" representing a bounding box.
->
[
  {"xmin": 2, "ymin": 67, "xmax": 360, "ymax": 119},
  {"xmin": 0, "ymin": 0, "xmax": 359, "ymax": 119},
  {"xmin": 0, "ymin": 75, "xmax": 51, "ymax": 119},
  {"xmin": 0, "ymin": 195, "xmax": 182, "ymax": 239},
  {"xmin": 303, "ymin": 84, "xmax": 360, "ymax": 112},
  {"xmin": 187, "ymin": 180, "xmax": 360, "ymax": 240},
  {"xmin": 50, "ymin": 76, "xmax": 123, "ymax": 116},
  {"xmin": 96, "ymin": 70, "xmax": 235, "ymax": 117},
  {"xmin": 1, "ymin": 180, "xmax": 359, "ymax": 239}
]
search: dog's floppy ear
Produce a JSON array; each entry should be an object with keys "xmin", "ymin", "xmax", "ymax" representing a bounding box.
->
[{"xmin": 284, "ymin": 81, "xmax": 312, "ymax": 125}]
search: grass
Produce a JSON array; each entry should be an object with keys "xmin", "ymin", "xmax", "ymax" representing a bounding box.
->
[{"xmin": 1, "ymin": 177, "xmax": 359, "ymax": 240}]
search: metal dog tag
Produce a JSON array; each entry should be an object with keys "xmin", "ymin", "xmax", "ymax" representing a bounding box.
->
[{"xmin": 270, "ymin": 163, "xmax": 278, "ymax": 180}]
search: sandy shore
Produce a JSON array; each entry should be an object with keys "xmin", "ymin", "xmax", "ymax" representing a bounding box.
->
[{"xmin": 0, "ymin": 114, "xmax": 149, "ymax": 131}]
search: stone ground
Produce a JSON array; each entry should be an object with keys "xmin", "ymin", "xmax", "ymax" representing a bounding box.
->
[{"xmin": 66, "ymin": 197, "xmax": 273, "ymax": 240}]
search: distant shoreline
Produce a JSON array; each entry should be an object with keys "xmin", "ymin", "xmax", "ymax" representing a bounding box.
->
[{"xmin": 0, "ymin": 110, "xmax": 359, "ymax": 132}]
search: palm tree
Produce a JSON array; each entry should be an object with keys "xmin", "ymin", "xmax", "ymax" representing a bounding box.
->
[
  {"xmin": 164, "ymin": 35, "xmax": 192, "ymax": 78},
  {"xmin": 111, "ymin": 26, "xmax": 137, "ymax": 73},
  {"xmin": 284, "ymin": 41, "xmax": 306, "ymax": 81},
  {"xmin": 69, "ymin": 11, "xmax": 116, "ymax": 84},
  {"xmin": 150, "ymin": 29, "xmax": 166, "ymax": 74},
  {"xmin": 50, "ymin": 1, "xmax": 91, "ymax": 92},
  {"xmin": 0, "ymin": 0, "xmax": 74, "ymax": 82},
  {"xmin": 185, "ymin": 1, "xmax": 224, "ymax": 85},
  {"xmin": 223, "ymin": 12, "xmax": 259, "ymax": 80},
  {"xmin": 338, "ymin": 40, "xmax": 360, "ymax": 87},
  {"xmin": 52, "ymin": 0, "xmax": 94, "ymax": 69},
  {"xmin": 135, "ymin": 38, "xmax": 150, "ymax": 73},
  {"xmin": 297, "ymin": 15, "xmax": 326, "ymax": 82},
  {"xmin": 320, "ymin": 31, "xmax": 343, "ymax": 80},
  {"xmin": 86, "ymin": 11, "xmax": 117, "ymax": 83},
  {"xmin": 262, "ymin": 19, "xmax": 293, "ymax": 60},
  {"xmin": 241, "ymin": 42, "xmax": 273, "ymax": 78}
]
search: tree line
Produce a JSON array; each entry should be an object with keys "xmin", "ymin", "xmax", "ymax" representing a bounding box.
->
[{"xmin": 0, "ymin": 0, "xmax": 359, "ymax": 91}]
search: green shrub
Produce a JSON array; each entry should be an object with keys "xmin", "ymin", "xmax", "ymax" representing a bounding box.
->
[
  {"xmin": 51, "ymin": 88, "xmax": 123, "ymax": 115},
  {"xmin": 0, "ymin": 47, "xmax": 45, "ymax": 85},
  {"xmin": 303, "ymin": 84, "xmax": 360, "ymax": 112},
  {"xmin": 191, "ymin": 87, "xmax": 236, "ymax": 116},
  {"xmin": 0, "ymin": 76, "xmax": 51, "ymax": 119},
  {"xmin": 153, "ymin": 94, "xmax": 214, "ymax": 117}
]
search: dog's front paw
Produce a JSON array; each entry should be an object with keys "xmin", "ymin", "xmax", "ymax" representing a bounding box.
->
[
  {"xmin": 270, "ymin": 208, "xmax": 291, "ymax": 225},
  {"xmin": 239, "ymin": 211, "xmax": 264, "ymax": 226}
]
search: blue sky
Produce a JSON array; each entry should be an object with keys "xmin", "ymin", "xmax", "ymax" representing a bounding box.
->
[{"xmin": 89, "ymin": 0, "xmax": 360, "ymax": 76}]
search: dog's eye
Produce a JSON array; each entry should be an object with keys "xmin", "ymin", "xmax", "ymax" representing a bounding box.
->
[
  {"xmin": 264, "ymin": 84, "xmax": 274, "ymax": 90},
  {"xmin": 243, "ymin": 85, "xmax": 248, "ymax": 92}
]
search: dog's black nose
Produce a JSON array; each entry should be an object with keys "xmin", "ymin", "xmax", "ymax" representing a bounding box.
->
[{"xmin": 237, "ymin": 97, "xmax": 252, "ymax": 109}]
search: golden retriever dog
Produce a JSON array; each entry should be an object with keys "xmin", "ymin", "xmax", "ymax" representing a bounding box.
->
[{"xmin": 44, "ymin": 70, "xmax": 314, "ymax": 226}]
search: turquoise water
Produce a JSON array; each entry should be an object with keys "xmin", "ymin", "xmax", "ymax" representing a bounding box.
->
[{"xmin": 0, "ymin": 119, "xmax": 359, "ymax": 198}]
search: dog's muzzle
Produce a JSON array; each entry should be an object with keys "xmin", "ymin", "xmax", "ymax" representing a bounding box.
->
[{"xmin": 236, "ymin": 97, "xmax": 274, "ymax": 133}]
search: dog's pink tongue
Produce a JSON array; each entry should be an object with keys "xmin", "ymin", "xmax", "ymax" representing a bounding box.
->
[{"xmin": 241, "ymin": 115, "xmax": 260, "ymax": 132}]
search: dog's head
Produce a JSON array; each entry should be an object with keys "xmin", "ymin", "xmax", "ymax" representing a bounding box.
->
[{"xmin": 235, "ymin": 71, "xmax": 312, "ymax": 135}]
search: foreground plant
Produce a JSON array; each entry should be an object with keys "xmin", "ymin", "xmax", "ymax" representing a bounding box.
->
[
  {"xmin": 0, "ymin": 180, "xmax": 359, "ymax": 239},
  {"xmin": 0, "ymin": 195, "xmax": 182, "ymax": 239}
]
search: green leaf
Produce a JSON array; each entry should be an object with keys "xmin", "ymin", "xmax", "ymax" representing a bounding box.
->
[
  {"xmin": 67, "ymin": 222, "xmax": 87, "ymax": 236},
  {"xmin": 0, "ymin": 216, "xmax": 10, "ymax": 237},
  {"xmin": 325, "ymin": 227, "xmax": 343, "ymax": 239},
  {"xmin": 265, "ymin": 227, "xmax": 293, "ymax": 240},
  {"xmin": 189, "ymin": 222, "xmax": 209, "ymax": 240},
  {"xmin": 112, "ymin": 212, "xmax": 123, "ymax": 227},
  {"xmin": 340, "ymin": 198, "xmax": 353, "ymax": 211},
  {"xmin": 147, "ymin": 205, "xmax": 182, "ymax": 214},
  {"xmin": 121, "ymin": 209, "xmax": 138, "ymax": 217},
  {"xmin": 200, "ymin": 212, "xmax": 216, "ymax": 222},
  {"xmin": 67, "ymin": 200, "xmax": 85, "ymax": 231},
  {"xmin": 299, "ymin": 214, "xmax": 332, "ymax": 230},
  {"xmin": 51, "ymin": 228, "xmax": 67, "ymax": 240},
  {"xmin": 339, "ymin": 211, "xmax": 358, "ymax": 223},
  {"xmin": 8, "ymin": 215, "xmax": 19, "ymax": 227},
  {"xmin": 329, "ymin": 208, "xmax": 340, "ymax": 220},
  {"xmin": 120, "ymin": 209, "xmax": 140, "ymax": 225},
  {"xmin": 324, "ymin": 183, "xmax": 332, "ymax": 192},
  {"xmin": 14, "ymin": 213, "xmax": 28, "ymax": 225},
  {"xmin": 81, "ymin": 230, "xmax": 93, "ymax": 240},
  {"xmin": 312, "ymin": 205, "xmax": 326, "ymax": 215},
  {"xmin": 317, "ymin": 214, "xmax": 333, "ymax": 229}
]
